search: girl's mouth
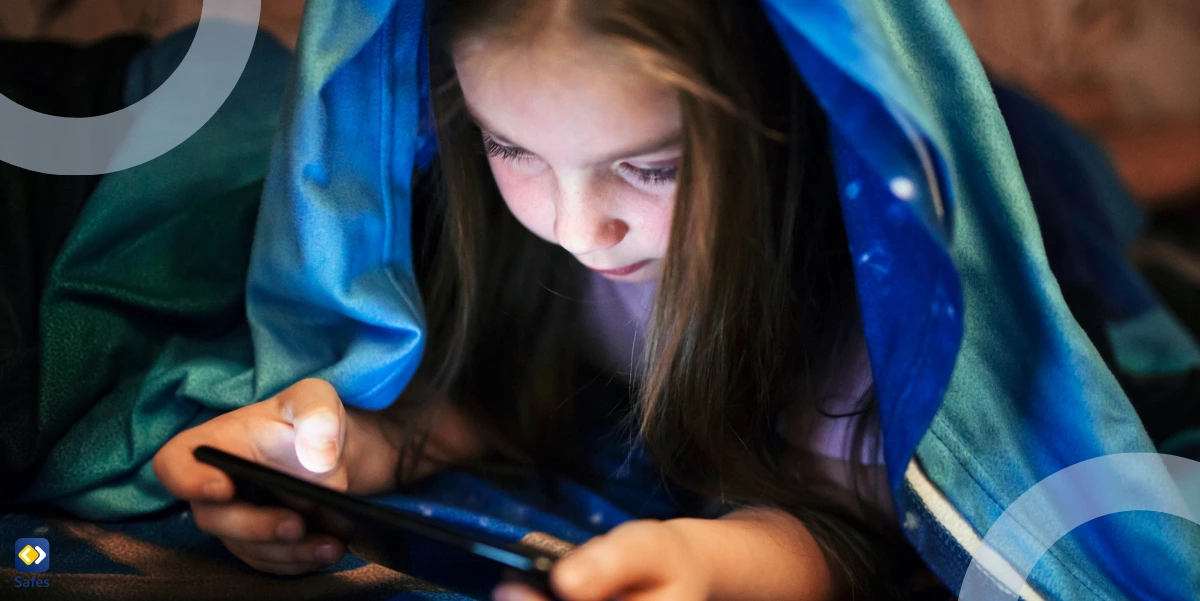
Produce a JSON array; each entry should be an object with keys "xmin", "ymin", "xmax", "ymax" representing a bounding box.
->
[{"xmin": 587, "ymin": 260, "xmax": 650, "ymax": 277}]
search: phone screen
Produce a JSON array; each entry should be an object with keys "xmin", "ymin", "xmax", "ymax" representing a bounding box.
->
[{"xmin": 192, "ymin": 446, "xmax": 559, "ymax": 584}]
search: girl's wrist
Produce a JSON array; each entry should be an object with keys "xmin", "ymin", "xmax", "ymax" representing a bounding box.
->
[
  {"xmin": 348, "ymin": 389, "xmax": 484, "ymax": 494},
  {"xmin": 664, "ymin": 509, "xmax": 836, "ymax": 601},
  {"xmin": 342, "ymin": 406, "xmax": 404, "ymax": 494},
  {"xmin": 661, "ymin": 519, "xmax": 718, "ymax": 597}
]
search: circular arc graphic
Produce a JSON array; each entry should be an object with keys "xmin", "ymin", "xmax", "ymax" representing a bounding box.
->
[{"xmin": 0, "ymin": 0, "xmax": 262, "ymax": 175}]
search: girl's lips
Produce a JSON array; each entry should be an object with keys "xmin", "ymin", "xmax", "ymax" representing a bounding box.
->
[{"xmin": 587, "ymin": 260, "xmax": 650, "ymax": 277}]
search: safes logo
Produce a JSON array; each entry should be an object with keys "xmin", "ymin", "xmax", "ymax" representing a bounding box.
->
[{"xmin": 14, "ymin": 539, "xmax": 48, "ymax": 573}]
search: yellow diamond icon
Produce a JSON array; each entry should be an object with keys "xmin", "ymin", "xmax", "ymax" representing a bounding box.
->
[{"xmin": 18, "ymin": 544, "xmax": 37, "ymax": 566}]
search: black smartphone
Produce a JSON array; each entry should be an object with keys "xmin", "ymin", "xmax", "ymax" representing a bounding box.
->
[{"xmin": 193, "ymin": 446, "xmax": 560, "ymax": 594}]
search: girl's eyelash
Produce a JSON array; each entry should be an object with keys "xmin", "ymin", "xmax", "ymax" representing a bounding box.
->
[
  {"xmin": 619, "ymin": 163, "xmax": 678, "ymax": 186},
  {"xmin": 482, "ymin": 131, "xmax": 677, "ymax": 186},
  {"xmin": 481, "ymin": 134, "xmax": 531, "ymax": 162}
]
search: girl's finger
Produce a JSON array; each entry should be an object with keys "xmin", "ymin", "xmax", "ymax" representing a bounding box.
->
[
  {"xmin": 225, "ymin": 535, "xmax": 346, "ymax": 565},
  {"xmin": 493, "ymin": 581, "xmax": 550, "ymax": 601},
  {"xmin": 152, "ymin": 434, "xmax": 237, "ymax": 503},
  {"xmin": 191, "ymin": 501, "xmax": 306, "ymax": 543},
  {"xmin": 276, "ymin": 379, "xmax": 347, "ymax": 474},
  {"xmin": 550, "ymin": 521, "xmax": 672, "ymax": 601}
]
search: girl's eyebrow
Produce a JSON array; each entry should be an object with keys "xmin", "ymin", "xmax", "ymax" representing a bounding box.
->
[
  {"xmin": 595, "ymin": 132, "xmax": 682, "ymax": 163},
  {"xmin": 463, "ymin": 105, "xmax": 516, "ymax": 144}
]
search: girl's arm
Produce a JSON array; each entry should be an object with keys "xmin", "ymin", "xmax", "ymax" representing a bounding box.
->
[
  {"xmin": 672, "ymin": 507, "xmax": 839, "ymax": 601},
  {"xmin": 496, "ymin": 507, "xmax": 840, "ymax": 601}
]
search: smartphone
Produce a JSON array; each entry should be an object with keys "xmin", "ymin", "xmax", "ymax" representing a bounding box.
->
[{"xmin": 193, "ymin": 446, "xmax": 560, "ymax": 594}]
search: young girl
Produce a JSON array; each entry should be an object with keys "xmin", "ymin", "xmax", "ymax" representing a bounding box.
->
[
  {"xmin": 154, "ymin": 1, "xmax": 903, "ymax": 599},
  {"xmin": 146, "ymin": 0, "xmax": 1200, "ymax": 600}
]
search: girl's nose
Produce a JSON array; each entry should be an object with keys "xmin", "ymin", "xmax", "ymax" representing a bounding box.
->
[
  {"xmin": 555, "ymin": 209, "xmax": 628, "ymax": 256},
  {"xmin": 553, "ymin": 187, "xmax": 628, "ymax": 256}
]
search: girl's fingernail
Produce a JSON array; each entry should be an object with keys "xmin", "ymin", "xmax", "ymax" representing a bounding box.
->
[
  {"xmin": 312, "ymin": 439, "xmax": 338, "ymax": 462},
  {"xmin": 314, "ymin": 543, "xmax": 340, "ymax": 563},
  {"xmin": 492, "ymin": 583, "xmax": 527, "ymax": 601},
  {"xmin": 554, "ymin": 555, "xmax": 592, "ymax": 591},
  {"xmin": 298, "ymin": 438, "xmax": 339, "ymax": 473},
  {"xmin": 277, "ymin": 519, "xmax": 303, "ymax": 541}
]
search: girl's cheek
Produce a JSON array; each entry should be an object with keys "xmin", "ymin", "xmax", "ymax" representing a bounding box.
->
[
  {"xmin": 624, "ymin": 188, "xmax": 674, "ymax": 255},
  {"xmin": 650, "ymin": 199, "xmax": 674, "ymax": 254},
  {"xmin": 489, "ymin": 162, "xmax": 558, "ymax": 244}
]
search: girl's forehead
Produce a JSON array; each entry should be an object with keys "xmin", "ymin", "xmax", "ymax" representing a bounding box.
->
[
  {"xmin": 453, "ymin": 27, "xmax": 628, "ymax": 84},
  {"xmin": 453, "ymin": 33, "xmax": 681, "ymax": 163}
]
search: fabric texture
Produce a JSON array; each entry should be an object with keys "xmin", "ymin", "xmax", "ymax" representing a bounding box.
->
[
  {"xmin": 0, "ymin": 34, "xmax": 150, "ymax": 507},
  {"xmin": 25, "ymin": 25, "xmax": 292, "ymax": 517}
]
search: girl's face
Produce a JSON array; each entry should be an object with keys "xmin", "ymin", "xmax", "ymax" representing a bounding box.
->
[{"xmin": 454, "ymin": 33, "xmax": 681, "ymax": 283}]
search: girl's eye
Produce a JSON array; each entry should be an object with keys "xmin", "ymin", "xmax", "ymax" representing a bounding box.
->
[
  {"xmin": 617, "ymin": 162, "xmax": 679, "ymax": 190},
  {"xmin": 482, "ymin": 133, "xmax": 538, "ymax": 164}
]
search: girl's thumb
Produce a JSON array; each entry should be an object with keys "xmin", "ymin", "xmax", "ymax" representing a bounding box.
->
[{"xmin": 278, "ymin": 379, "xmax": 346, "ymax": 474}]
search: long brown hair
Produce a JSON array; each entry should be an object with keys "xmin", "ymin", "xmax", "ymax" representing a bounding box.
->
[{"xmin": 410, "ymin": 0, "xmax": 905, "ymax": 597}]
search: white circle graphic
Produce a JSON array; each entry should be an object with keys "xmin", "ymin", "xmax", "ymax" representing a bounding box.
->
[
  {"xmin": 0, "ymin": 0, "xmax": 262, "ymax": 175},
  {"xmin": 959, "ymin": 453, "xmax": 1200, "ymax": 600}
]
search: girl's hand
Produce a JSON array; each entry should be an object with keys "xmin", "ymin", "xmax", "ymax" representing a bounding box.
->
[
  {"xmin": 493, "ymin": 520, "xmax": 712, "ymax": 601},
  {"xmin": 153, "ymin": 378, "xmax": 389, "ymax": 575}
]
